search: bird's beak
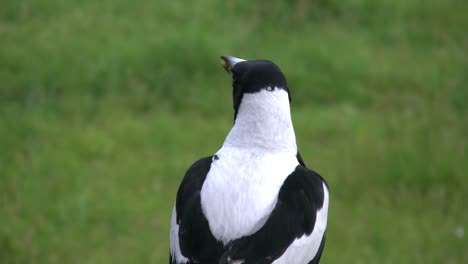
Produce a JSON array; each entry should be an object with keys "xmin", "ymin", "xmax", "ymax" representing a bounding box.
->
[{"xmin": 220, "ymin": 55, "xmax": 246, "ymax": 74}]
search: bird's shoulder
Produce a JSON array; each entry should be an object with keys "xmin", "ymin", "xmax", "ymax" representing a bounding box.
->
[
  {"xmin": 282, "ymin": 165, "xmax": 328, "ymax": 193},
  {"xmin": 181, "ymin": 156, "xmax": 213, "ymax": 184},
  {"xmin": 279, "ymin": 165, "xmax": 328, "ymax": 222},
  {"xmin": 175, "ymin": 156, "xmax": 226, "ymax": 263},
  {"xmin": 175, "ymin": 156, "xmax": 213, "ymax": 222}
]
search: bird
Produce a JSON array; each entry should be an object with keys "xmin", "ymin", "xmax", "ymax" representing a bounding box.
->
[{"xmin": 169, "ymin": 55, "xmax": 329, "ymax": 264}]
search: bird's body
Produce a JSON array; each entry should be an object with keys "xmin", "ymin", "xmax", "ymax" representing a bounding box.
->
[{"xmin": 170, "ymin": 56, "xmax": 329, "ymax": 264}]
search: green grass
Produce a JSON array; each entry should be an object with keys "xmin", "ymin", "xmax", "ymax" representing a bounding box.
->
[{"xmin": 1, "ymin": 0, "xmax": 467, "ymax": 263}]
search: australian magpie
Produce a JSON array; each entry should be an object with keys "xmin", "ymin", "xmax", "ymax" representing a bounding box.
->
[{"xmin": 169, "ymin": 56, "xmax": 329, "ymax": 264}]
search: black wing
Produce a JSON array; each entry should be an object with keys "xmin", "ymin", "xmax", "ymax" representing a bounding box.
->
[
  {"xmin": 219, "ymin": 165, "xmax": 327, "ymax": 264},
  {"xmin": 171, "ymin": 156, "xmax": 224, "ymax": 264}
]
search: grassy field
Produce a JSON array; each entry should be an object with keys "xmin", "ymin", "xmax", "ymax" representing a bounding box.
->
[{"xmin": 1, "ymin": 0, "xmax": 467, "ymax": 263}]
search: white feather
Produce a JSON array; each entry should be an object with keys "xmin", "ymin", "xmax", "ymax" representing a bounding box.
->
[
  {"xmin": 224, "ymin": 89, "xmax": 297, "ymax": 152},
  {"xmin": 201, "ymin": 147, "xmax": 299, "ymax": 244},
  {"xmin": 169, "ymin": 207, "xmax": 189, "ymax": 264},
  {"xmin": 201, "ymin": 88, "xmax": 299, "ymax": 244}
]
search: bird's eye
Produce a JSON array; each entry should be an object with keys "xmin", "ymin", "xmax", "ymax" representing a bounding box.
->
[{"xmin": 266, "ymin": 86, "xmax": 274, "ymax": 91}]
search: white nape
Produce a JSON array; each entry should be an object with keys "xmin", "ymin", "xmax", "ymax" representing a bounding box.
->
[{"xmin": 224, "ymin": 88, "xmax": 297, "ymax": 153}]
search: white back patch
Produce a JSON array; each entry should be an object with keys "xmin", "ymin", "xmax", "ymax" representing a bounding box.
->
[
  {"xmin": 225, "ymin": 89, "xmax": 297, "ymax": 152},
  {"xmin": 200, "ymin": 148, "xmax": 299, "ymax": 244}
]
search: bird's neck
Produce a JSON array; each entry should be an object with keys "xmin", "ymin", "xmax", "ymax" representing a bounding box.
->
[{"xmin": 223, "ymin": 90, "xmax": 297, "ymax": 153}]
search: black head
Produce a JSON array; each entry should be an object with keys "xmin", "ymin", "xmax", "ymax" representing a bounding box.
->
[{"xmin": 220, "ymin": 55, "xmax": 291, "ymax": 120}]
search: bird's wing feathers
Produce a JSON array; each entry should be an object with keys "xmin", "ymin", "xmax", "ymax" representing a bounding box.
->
[
  {"xmin": 175, "ymin": 156, "xmax": 212, "ymax": 223},
  {"xmin": 171, "ymin": 156, "xmax": 224, "ymax": 264},
  {"xmin": 172, "ymin": 159, "xmax": 328, "ymax": 264},
  {"xmin": 219, "ymin": 165, "xmax": 327, "ymax": 264}
]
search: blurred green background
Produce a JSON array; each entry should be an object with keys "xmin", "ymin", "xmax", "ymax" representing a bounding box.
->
[{"xmin": 1, "ymin": 0, "xmax": 467, "ymax": 263}]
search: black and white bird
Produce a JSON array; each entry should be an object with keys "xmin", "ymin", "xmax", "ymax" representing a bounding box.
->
[{"xmin": 170, "ymin": 56, "xmax": 329, "ymax": 264}]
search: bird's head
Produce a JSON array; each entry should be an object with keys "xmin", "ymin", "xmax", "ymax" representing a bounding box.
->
[{"xmin": 220, "ymin": 55, "xmax": 291, "ymax": 121}]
